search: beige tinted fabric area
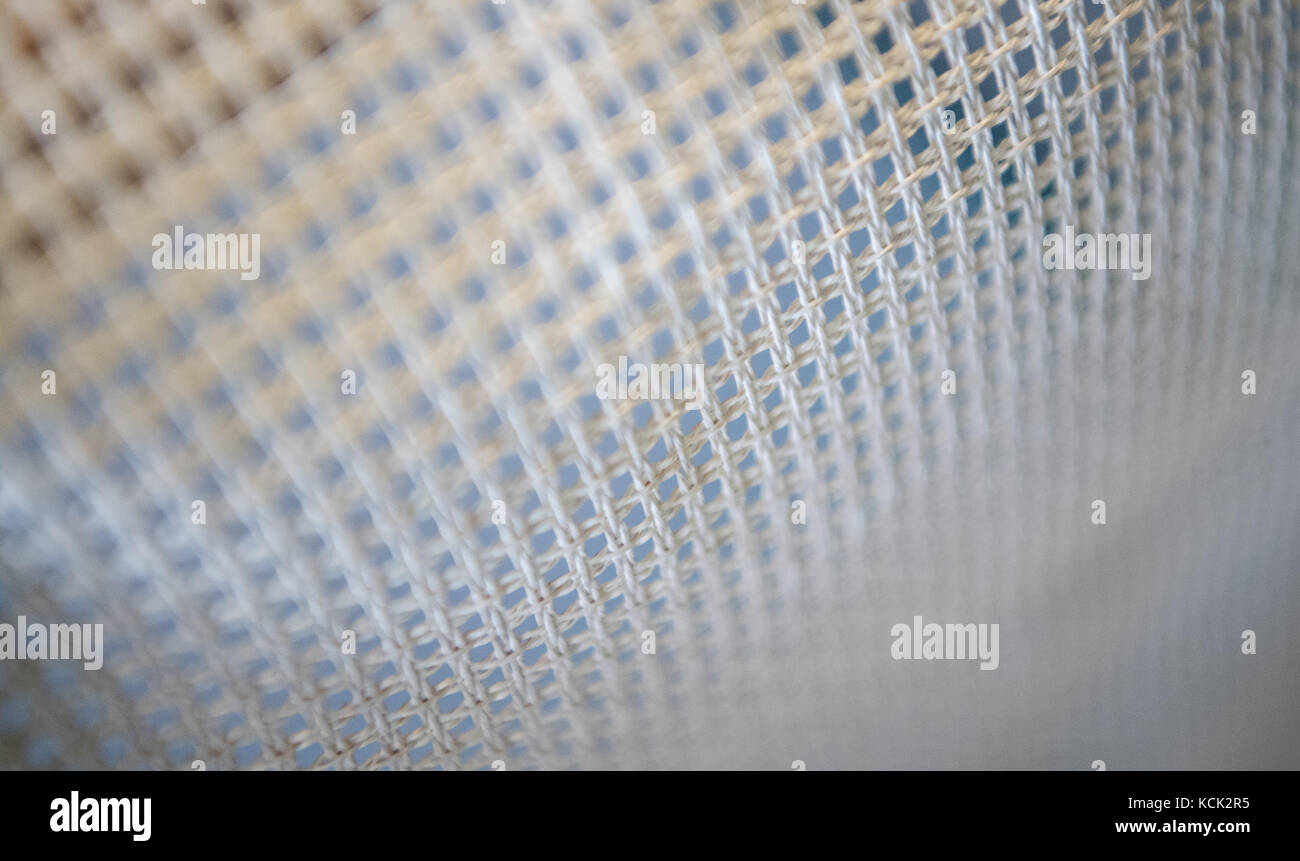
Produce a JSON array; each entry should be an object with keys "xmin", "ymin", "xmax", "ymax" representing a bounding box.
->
[{"xmin": 1, "ymin": 0, "xmax": 1298, "ymax": 770}]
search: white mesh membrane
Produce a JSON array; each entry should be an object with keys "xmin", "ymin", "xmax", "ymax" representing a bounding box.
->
[{"xmin": 1, "ymin": 0, "xmax": 1298, "ymax": 769}]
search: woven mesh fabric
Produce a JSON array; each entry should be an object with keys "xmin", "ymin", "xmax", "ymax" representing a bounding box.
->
[{"xmin": 1, "ymin": 0, "xmax": 1298, "ymax": 770}]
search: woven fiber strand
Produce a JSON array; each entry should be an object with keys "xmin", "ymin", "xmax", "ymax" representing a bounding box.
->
[{"xmin": 1, "ymin": 0, "xmax": 1298, "ymax": 770}]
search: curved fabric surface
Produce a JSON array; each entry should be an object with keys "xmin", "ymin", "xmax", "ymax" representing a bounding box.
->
[{"xmin": 1, "ymin": 0, "xmax": 1297, "ymax": 769}]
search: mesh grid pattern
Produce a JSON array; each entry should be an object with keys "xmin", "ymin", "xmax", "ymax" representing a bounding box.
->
[{"xmin": 1, "ymin": 0, "xmax": 1298, "ymax": 770}]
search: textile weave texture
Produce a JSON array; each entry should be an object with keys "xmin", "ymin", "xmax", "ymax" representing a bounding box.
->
[{"xmin": 1, "ymin": 0, "xmax": 1298, "ymax": 770}]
